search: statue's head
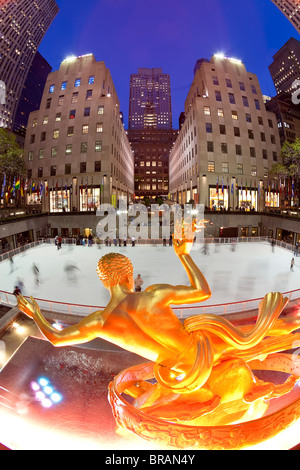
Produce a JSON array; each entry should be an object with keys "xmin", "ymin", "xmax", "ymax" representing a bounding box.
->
[{"xmin": 97, "ymin": 253, "xmax": 134, "ymax": 289}]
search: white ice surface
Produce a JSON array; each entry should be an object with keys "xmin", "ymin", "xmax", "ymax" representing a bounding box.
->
[{"xmin": 0, "ymin": 241, "xmax": 299, "ymax": 310}]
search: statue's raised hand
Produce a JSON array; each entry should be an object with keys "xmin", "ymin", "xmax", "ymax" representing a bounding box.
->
[{"xmin": 17, "ymin": 295, "xmax": 40, "ymax": 319}]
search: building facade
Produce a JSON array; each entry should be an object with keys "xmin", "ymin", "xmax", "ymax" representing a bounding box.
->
[
  {"xmin": 128, "ymin": 128, "xmax": 178, "ymax": 200},
  {"xmin": 128, "ymin": 68, "xmax": 172, "ymax": 130},
  {"xmin": 24, "ymin": 54, "xmax": 134, "ymax": 212},
  {"xmin": 269, "ymin": 37, "xmax": 300, "ymax": 95},
  {"xmin": 169, "ymin": 55, "xmax": 281, "ymax": 210},
  {"xmin": 0, "ymin": 0, "xmax": 59, "ymax": 130},
  {"xmin": 271, "ymin": 0, "xmax": 300, "ymax": 34}
]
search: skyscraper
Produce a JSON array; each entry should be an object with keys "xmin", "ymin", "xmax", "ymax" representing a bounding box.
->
[
  {"xmin": 128, "ymin": 68, "xmax": 172, "ymax": 130},
  {"xmin": 0, "ymin": 0, "xmax": 59, "ymax": 130},
  {"xmin": 269, "ymin": 37, "xmax": 300, "ymax": 94},
  {"xmin": 271, "ymin": 0, "xmax": 300, "ymax": 33}
]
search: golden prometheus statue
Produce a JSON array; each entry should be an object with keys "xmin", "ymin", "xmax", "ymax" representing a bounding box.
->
[{"xmin": 17, "ymin": 229, "xmax": 300, "ymax": 449}]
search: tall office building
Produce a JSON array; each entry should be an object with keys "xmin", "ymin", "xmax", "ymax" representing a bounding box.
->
[
  {"xmin": 271, "ymin": 0, "xmax": 300, "ymax": 33},
  {"xmin": 169, "ymin": 55, "xmax": 281, "ymax": 209},
  {"xmin": 14, "ymin": 51, "xmax": 52, "ymax": 137},
  {"xmin": 0, "ymin": 0, "xmax": 59, "ymax": 130},
  {"xmin": 269, "ymin": 37, "xmax": 300, "ymax": 94},
  {"xmin": 24, "ymin": 54, "xmax": 134, "ymax": 212},
  {"xmin": 128, "ymin": 68, "xmax": 172, "ymax": 130}
]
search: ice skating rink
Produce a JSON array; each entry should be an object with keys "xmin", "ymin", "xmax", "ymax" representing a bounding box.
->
[{"xmin": 1, "ymin": 241, "xmax": 299, "ymax": 310}]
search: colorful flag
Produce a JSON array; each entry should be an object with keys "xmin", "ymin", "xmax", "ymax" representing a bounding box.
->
[{"xmin": 1, "ymin": 173, "xmax": 6, "ymax": 198}]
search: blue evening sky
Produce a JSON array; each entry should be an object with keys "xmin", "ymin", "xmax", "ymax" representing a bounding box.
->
[{"xmin": 38, "ymin": 0, "xmax": 299, "ymax": 129}]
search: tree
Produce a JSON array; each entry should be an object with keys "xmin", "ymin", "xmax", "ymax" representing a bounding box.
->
[
  {"xmin": 0, "ymin": 128, "xmax": 26, "ymax": 180},
  {"xmin": 269, "ymin": 139, "xmax": 300, "ymax": 207}
]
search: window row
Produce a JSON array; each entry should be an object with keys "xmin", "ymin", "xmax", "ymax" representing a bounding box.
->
[
  {"xmin": 207, "ymin": 161, "xmax": 258, "ymax": 176},
  {"xmin": 46, "ymin": 92, "xmax": 105, "ymax": 111},
  {"xmin": 36, "ymin": 161, "xmax": 102, "ymax": 178},
  {"xmin": 203, "ymin": 107, "xmax": 274, "ymax": 128},
  {"xmin": 28, "ymin": 141, "xmax": 103, "ymax": 160},
  {"xmin": 49, "ymin": 76, "xmax": 95, "ymax": 93},
  {"xmin": 205, "ymin": 122, "xmax": 276, "ymax": 143},
  {"xmin": 206, "ymin": 141, "xmax": 278, "ymax": 160},
  {"xmin": 212, "ymin": 76, "xmax": 257, "ymax": 94},
  {"xmin": 212, "ymin": 89, "xmax": 261, "ymax": 110},
  {"xmin": 29, "ymin": 123, "xmax": 103, "ymax": 143}
]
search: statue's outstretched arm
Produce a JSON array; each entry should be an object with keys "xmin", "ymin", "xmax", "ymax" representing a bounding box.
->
[
  {"xmin": 17, "ymin": 295, "xmax": 104, "ymax": 347},
  {"xmin": 147, "ymin": 239, "xmax": 211, "ymax": 305}
]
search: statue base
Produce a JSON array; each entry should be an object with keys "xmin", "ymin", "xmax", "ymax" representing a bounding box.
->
[
  {"xmin": 1, "ymin": 336, "xmax": 300, "ymax": 450},
  {"xmin": 108, "ymin": 355, "xmax": 300, "ymax": 450}
]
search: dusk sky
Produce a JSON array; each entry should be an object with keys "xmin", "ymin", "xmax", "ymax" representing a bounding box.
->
[{"xmin": 39, "ymin": 0, "xmax": 299, "ymax": 129}]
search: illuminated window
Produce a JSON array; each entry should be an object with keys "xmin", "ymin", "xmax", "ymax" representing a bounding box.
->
[
  {"xmin": 49, "ymin": 85, "xmax": 55, "ymax": 93},
  {"xmin": 55, "ymin": 113, "xmax": 61, "ymax": 122},
  {"xmin": 39, "ymin": 149, "xmax": 45, "ymax": 159},
  {"xmin": 208, "ymin": 161, "xmax": 215, "ymax": 172},
  {"xmin": 74, "ymin": 78, "xmax": 81, "ymax": 87},
  {"xmin": 89, "ymin": 75, "xmax": 95, "ymax": 85},
  {"xmin": 95, "ymin": 141, "xmax": 102, "ymax": 152},
  {"xmin": 66, "ymin": 144, "xmax": 72, "ymax": 155},
  {"xmin": 96, "ymin": 123, "xmax": 103, "ymax": 133},
  {"xmin": 218, "ymin": 108, "xmax": 224, "ymax": 117},
  {"xmin": 28, "ymin": 151, "xmax": 33, "ymax": 161},
  {"xmin": 232, "ymin": 110, "xmax": 238, "ymax": 120},
  {"xmin": 61, "ymin": 81, "xmax": 67, "ymax": 91},
  {"xmin": 53, "ymin": 129, "xmax": 59, "ymax": 139},
  {"xmin": 251, "ymin": 165, "xmax": 257, "ymax": 176},
  {"xmin": 43, "ymin": 116, "xmax": 48, "ymax": 125},
  {"xmin": 98, "ymin": 105, "xmax": 104, "ymax": 115},
  {"xmin": 82, "ymin": 124, "xmax": 89, "ymax": 134},
  {"xmin": 204, "ymin": 106, "xmax": 211, "ymax": 115}
]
